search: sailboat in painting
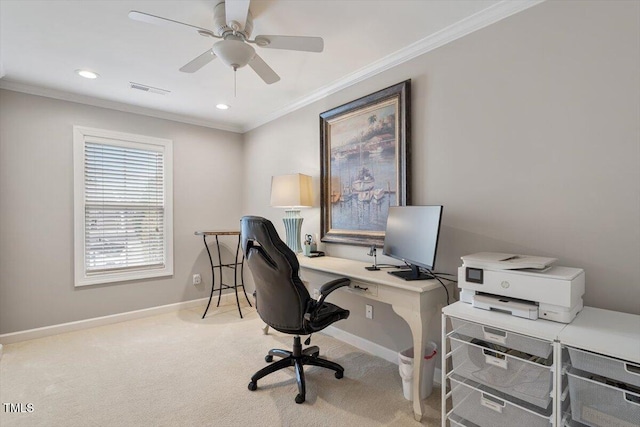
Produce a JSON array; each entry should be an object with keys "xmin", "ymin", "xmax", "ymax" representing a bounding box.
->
[{"xmin": 352, "ymin": 167, "xmax": 375, "ymax": 192}]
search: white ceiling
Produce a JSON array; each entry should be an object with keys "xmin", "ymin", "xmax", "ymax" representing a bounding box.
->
[{"xmin": 0, "ymin": 0, "xmax": 536, "ymax": 133}]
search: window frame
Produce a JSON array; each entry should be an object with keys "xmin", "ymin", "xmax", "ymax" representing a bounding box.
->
[{"xmin": 73, "ymin": 126, "xmax": 174, "ymax": 287}]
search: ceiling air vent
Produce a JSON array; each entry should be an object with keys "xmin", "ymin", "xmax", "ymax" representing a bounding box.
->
[{"xmin": 129, "ymin": 82, "xmax": 170, "ymax": 95}]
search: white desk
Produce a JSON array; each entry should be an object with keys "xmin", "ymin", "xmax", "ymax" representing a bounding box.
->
[{"xmin": 297, "ymin": 255, "xmax": 448, "ymax": 422}]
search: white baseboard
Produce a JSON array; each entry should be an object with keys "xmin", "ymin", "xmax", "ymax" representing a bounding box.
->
[
  {"xmin": 323, "ymin": 325, "xmax": 441, "ymax": 385},
  {"xmin": 324, "ymin": 325, "xmax": 398, "ymax": 363},
  {"xmin": 0, "ymin": 297, "xmax": 214, "ymax": 345}
]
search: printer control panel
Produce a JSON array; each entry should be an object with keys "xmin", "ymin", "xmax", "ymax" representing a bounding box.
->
[{"xmin": 465, "ymin": 267, "xmax": 483, "ymax": 284}]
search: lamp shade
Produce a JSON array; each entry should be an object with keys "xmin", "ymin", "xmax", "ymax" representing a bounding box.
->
[{"xmin": 270, "ymin": 174, "xmax": 313, "ymax": 208}]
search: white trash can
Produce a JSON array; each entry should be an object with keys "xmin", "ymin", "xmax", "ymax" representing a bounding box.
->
[{"xmin": 398, "ymin": 342, "xmax": 438, "ymax": 401}]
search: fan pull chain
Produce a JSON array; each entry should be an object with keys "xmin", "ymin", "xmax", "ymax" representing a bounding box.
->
[{"xmin": 234, "ymin": 69, "xmax": 237, "ymax": 98}]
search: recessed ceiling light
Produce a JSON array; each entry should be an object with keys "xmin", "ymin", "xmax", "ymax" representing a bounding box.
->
[
  {"xmin": 75, "ymin": 69, "xmax": 99, "ymax": 79},
  {"xmin": 216, "ymin": 104, "xmax": 230, "ymax": 110}
]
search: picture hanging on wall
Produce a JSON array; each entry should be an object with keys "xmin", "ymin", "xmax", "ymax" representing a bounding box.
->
[{"xmin": 320, "ymin": 80, "xmax": 411, "ymax": 246}]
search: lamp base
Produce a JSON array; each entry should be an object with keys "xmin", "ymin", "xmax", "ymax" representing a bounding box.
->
[{"xmin": 283, "ymin": 210, "xmax": 303, "ymax": 253}]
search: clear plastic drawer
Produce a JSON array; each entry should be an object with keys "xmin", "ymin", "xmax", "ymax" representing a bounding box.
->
[
  {"xmin": 448, "ymin": 414, "xmax": 473, "ymax": 427},
  {"xmin": 568, "ymin": 347, "xmax": 640, "ymax": 388},
  {"xmin": 450, "ymin": 376, "xmax": 552, "ymax": 427},
  {"xmin": 450, "ymin": 334, "xmax": 553, "ymax": 408},
  {"xmin": 568, "ymin": 370, "xmax": 640, "ymax": 427},
  {"xmin": 451, "ymin": 317, "xmax": 552, "ymax": 359},
  {"xmin": 448, "ymin": 413, "xmax": 481, "ymax": 427}
]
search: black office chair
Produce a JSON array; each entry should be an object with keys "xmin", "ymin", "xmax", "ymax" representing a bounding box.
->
[{"xmin": 240, "ymin": 216, "xmax": 351, "ymax": 404}]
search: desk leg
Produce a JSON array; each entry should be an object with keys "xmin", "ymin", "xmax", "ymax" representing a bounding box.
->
[
  {"xmin": 240, "ymin": 254, "xmax": 252, "ymax": 306},
  {"xmin": 202, "ymin": 235, "xmax": 216, "ymax": 319},
  {"xmin": 215, "ymin": 236, "xmax": 224, "ymax": 308},
  {"xmin": 232, "ymin": 237, "xmax": 244, "ymax": 318},
  {"xmin": 392, "ymin": 305, "xmax": 428, "ymax": 422}
]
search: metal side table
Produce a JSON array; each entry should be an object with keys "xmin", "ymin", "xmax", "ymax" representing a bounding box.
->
[{"xmin": 194, "ymin": 231, "xmax": 252, "ymax": 318}]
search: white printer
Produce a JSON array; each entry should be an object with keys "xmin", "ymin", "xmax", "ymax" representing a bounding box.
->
[{"xmin": 458, "ymin": 252, "xmax": 585, "ymax": 323}]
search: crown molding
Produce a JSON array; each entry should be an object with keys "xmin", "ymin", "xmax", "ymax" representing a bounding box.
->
[
  {"xmin": 0, "ymin": 79, "xmax": 244, "ymax": 134},
  {"xmin": 0, "ymin": 0, "xmax": 543, "ymax": 135},
  {"xmin": 242, "ymin": 0, "xmax": 545, "ymax": 133}
]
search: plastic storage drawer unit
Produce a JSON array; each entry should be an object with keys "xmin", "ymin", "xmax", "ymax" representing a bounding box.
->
[
  {"xmin": 567, "ymin": 369, "xmax": 640, "ymax": 427},
  {"xmin": 450, "ymin": 376, "xmax": 552, "ymax": 427},
  {"xmin": 451, "ymin": 318, "xmax": 553, "ymax": 359},
  {"xmin": 568, "ymin": 347, "xmax": 640, "ymax": 388},
  {"xmin": 450, "ymin": 334, "xmax": 553, "ymax": 409}
]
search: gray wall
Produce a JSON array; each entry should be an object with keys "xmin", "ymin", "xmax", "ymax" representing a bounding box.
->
[
  {"xmin": 242, "ymin": 0, "xmax": 640, "ymax": 351},
  {"xmin": 0, "ymin": 90, "xmax": 244, "ymax": 334},
  {"xmin": 1, "ymin": 1, "xmax": 638, "ymax": 343}
]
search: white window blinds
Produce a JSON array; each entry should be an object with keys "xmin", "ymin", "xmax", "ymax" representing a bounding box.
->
[
  {"xmin": 84, "ymin": 141, "xmax": 165, "ymax": 273},
  {"xmin": 74, "ymin": 126, "xmax": 173, "ymax": 287}
]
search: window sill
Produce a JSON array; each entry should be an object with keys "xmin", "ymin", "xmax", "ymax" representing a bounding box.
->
[{"xmin": 75, "ymin": 267, "xmax": 174, "ymax": 287}]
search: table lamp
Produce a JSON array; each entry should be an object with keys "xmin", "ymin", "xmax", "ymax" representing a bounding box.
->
[{"xmin": 270, "ymin": 173, "xmax": 313, "ymax": 253}]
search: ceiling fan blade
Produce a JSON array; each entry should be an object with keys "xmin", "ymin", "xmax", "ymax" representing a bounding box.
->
[
  {"xmin": 254, "ymin": 35, "xmax": 324, "ymax": 53},
  {"xmin": 248, "ymin": 54, "xmax": 280, "ymax": 85},
  {"xmin": 179, "ymin": 49, "xmax": 217, "ymax": 73},
  {"xmin": 225, "ymin": 0, "xmax": 251, "ymax": 31},
  {"xmin": 128, "ymin": 11, "xmax": 217, "ymax": 38}
]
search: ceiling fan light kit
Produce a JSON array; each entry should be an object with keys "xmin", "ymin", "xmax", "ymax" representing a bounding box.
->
[
  {"xmin": 212, "ymin": 39, "xmax": 255, "ymax": 69},
  {"xmin": 129, "ymin": 0, "xmax": 324, "ymax": 86}
]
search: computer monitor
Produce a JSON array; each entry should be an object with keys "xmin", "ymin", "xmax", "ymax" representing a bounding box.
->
[{"xmin": 383, "ymin": 205, "xmax": 443, "ymax": 281}]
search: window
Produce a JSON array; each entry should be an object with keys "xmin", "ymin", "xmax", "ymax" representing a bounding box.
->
[{"xmin": 73, "ymin": 126, "xmax": 173, "ymax": 286}]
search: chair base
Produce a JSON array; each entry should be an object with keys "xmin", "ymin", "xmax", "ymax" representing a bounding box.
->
[{"xmin": 248, "ymin": 336, "xmax": 344, "ymax": 404}]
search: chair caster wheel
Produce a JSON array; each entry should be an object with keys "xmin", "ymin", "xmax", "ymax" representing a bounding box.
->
[
  {"xmin": 265, "ymin": 355, "xmax": 273, "ymax": 362},
  {"xmin": 248, "ymin": 381, "xmax": 257, "ymax": 391},
  {"xmin": 335, "ymin": 371, "xmax": 344, "ymax": 379},
  {"xmin": 295, "ymin": 394, "xmax": 305, "ymax": 404}
]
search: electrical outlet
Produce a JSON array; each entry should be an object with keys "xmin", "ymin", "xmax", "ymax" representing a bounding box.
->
[
  {"xmin": 192, "ymin": 274, "xmax": 201, "ymax": 285},
  {"xmin": 365, "ymin": 304, "xmax": 373, "ymax": 319}
]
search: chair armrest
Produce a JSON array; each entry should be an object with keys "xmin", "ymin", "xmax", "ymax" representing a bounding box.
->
[
  {"xmin": 304, "ymin": 277, "xmax": 350, "ymax": 323},
  {"xmin": 317, "ymin": 277, "xmax": 350, "ymax": 306}
]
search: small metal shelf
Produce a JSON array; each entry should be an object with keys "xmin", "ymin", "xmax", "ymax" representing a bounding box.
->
[{"xmin": 195, "ymin": 231, "xmax": 252, "ymax": 319}]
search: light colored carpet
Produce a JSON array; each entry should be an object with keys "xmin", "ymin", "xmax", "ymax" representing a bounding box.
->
[{"xmin": 0, "ymin": 301, "xmax": 441, "ymax": 426}]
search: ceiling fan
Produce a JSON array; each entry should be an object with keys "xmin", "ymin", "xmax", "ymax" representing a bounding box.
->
[{"xmin": 129, "ymin": 0, "xmax": 324, "ymax": 85}]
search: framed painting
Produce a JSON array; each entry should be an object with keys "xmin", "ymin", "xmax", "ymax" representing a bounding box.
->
[{"xmin": 320, "ymin": 80, "xmax": 411, "ymax": 246}]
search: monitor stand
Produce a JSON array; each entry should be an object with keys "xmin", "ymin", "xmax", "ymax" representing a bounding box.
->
[{"xmin": 388, "ymin": 264, "xmax": 434, "ymax": 281}]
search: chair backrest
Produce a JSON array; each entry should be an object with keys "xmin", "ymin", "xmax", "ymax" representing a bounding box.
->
[{"xmin": 240, "ymin": 216, "xmax": 311, "ymax": 333}]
